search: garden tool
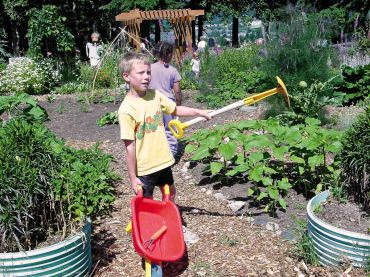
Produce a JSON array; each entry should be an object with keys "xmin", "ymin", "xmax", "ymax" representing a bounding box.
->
[
  {"xmin": 142, "ymin": 225, "xmax": 167, "ymax": 252},
  {"xmin": 168, "ymin": 76, "xmax": 290, "ymax": 139}
]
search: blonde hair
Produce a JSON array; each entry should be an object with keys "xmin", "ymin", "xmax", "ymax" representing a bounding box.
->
[{"xmin": 118, "ymin": 52, "xmax": 150, "ymax": 76}]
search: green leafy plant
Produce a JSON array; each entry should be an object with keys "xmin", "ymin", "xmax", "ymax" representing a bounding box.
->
[
  {"xmin": 292, "ymin": 217, "xmax": 319, "ymax": 265},
  {"xmin": 27, "ymin": 5, "xmax": 74, "ymax": 58},
  {"xmin": 261, "ymin": 12, "xmax": 335, "ymax": 86},
  {"xmin": 195, "ymin": 46, "xmax": 265, "ymax": 108},
  {"xmin": 0, "ymin": 57, "xmax": 47, "ymax": 95},
  {"xmin": 334, "ymin": 64, "xmax": 370, "ymax": 105},
  {"xmin": 0, "ymin": 93, "xmax": 48, "ymax": 123},
  {"xmin": 184, "ymin": 118, "xmax": 342, "ymax": 212},
  {"xmin": 274, "ymin": 78, "xmax": 339, "ymax": 125},
  {"xmin": 338, "ymin": 108, "xmax": 370, "ymax": 209},
  {"xmin": 97, "ymin": 111, "xmax": 118, "ymax": 127},
  {"xmin": 0, "ymin": 119, "xmax": 118, "ymax": 252},
  {"xmin": 54, "ymin": 82, "xmax": 90, "ymax": 94}
]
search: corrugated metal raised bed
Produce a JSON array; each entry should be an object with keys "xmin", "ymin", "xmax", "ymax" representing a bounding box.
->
[
  {"xmin": 307, "ymin": 190, "xmax": 370, "ymax": 267},
  {"xmin": 0, "ymin": 219, "xmax": 92, "ymax": 276}
]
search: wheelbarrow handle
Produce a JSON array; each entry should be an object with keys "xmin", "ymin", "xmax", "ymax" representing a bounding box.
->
[
  {"xmin": 168, "ymin": 76, "xmax": 290, "ymax": 139},
  {"xmin": 150, "ymin": 225, "xmax": 167, "ymax": 241}
]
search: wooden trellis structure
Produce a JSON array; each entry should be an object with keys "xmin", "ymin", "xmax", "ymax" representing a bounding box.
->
[{"xmin": 116, "ymin": 9, "xmax": 204, "ymax": 65}]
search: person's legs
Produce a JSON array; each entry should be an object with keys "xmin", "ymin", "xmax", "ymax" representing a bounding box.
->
[
  {"xmin": 157, "ymin": 167, "xmax": 175, "ymax": 202},
  {"xmin": 138, "ymin": 172, "xmax": 160, "ymax": 198}
]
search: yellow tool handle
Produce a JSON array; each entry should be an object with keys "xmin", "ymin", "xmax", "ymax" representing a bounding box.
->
[
  {"xmin": 168, "ymin": 76, "xmax": 289, "ymax": 139},
  {"xmin": 150, "ymin": 225, "xmax": 167, "ymax": 241}
]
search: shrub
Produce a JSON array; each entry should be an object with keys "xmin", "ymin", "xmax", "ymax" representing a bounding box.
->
[
  {"xmin": 261, "ymin": 13, "xmax": 335, "ymax": 85},
  {"xmin": 184, "ymin": 118, "xmax": 342, "ymax": 212},
  {"xmin": 0, "ymin": 119, "xmax": 62, "ymax": 252},
  {"xmin": 0, "ymin": 93, "xmax": 48, "ymax": 124},
  {"xmin": 0, "ymin": 58, "xmax": 46, "ymax": 95},
  {"xmin": 338, "ymin": 108, "xmax": 370, "ymax": 209},
  {"xmin": 36, "ymin": 58, "xmax": 62, "ymax": 89},
  {"xmin": 54, "ymin": 82, "xmax": 90, "ymax": 94},
  {"xmin": 195, "ymin": 46, "xmax": 266, "ymax": 108},
  {"xmin": 0, "ymin": 119, "xmax": 118, "ymax": 252},
  {"xmin": 274, "ymin": 78, "xmax": 338, "ymax": 125},
  {"xmin": 334, "ymin": 64, "xmax": 370, "ymax": 105}
]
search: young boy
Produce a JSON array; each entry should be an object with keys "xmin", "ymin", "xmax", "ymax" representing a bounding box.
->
[{"xmin": 118, "ymin": 52, "xmax": 211, "ymax": 200}]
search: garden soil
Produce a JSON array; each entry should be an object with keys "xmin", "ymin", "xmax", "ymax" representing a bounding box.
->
[{"xmin": 38, "ymin": 91, "xmax": 367, "ymax": 276}]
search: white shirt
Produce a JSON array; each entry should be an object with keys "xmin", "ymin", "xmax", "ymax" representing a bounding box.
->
[
  {"xmin": 191, "ymin": 58, "xmax": 200, "ymax": 72},
  {"xmin": 197, "ymin": 40, "xmax": 206, "ymax": 50}
]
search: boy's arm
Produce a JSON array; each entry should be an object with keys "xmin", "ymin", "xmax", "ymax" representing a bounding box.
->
[
  {"xmin": 173, "ymin": 81, "xmax": 182, "ymax": 106},
  {"xmin": 173, "ymin": 106, "xmax": 212, "ymax": 120},
  {"xmin": 123, "ymin": 139, "xmax": 142, "ymax": 194}
]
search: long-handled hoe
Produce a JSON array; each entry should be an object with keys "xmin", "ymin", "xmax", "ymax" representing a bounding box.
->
[{"xmin": 168, "ymin": 76, "xmax": 290, "ymax": 139}]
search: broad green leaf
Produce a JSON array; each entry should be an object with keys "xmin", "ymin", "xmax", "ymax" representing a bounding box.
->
[
  {"xmin": 237, "ymin": 120, "xmax": 259, "ymax": 130},
  {"xmin": 191, "ymin": 147, "xmax": 210, "ymax": 161},
  {"xmin": 277, "ymin": 178, "xmax": 292, "ymax": 190},
  {"xmin": 210, "ymin": 162, "xmax": 223, "ymax": 175},
  {"xmin": 208, "ymin": 134, "xmax": 222, "ymax": 149},
  {"xmin": 249, "ymin": 165, "xmax": 264, "ymax": 182},
  {"xmin": 184, "ymin": 143, "xmax": 197, "ymax": 153},
  {"xmin": 306, "ymin": 137, "xmax": 322, "ymax": 150},
  {"xmin": 272, "ymin": 146, "xmax": 289, "ymax": 161},
  {"xmin": 226, "ymin": 164, "xmax": 248, "ymax": 176},
  {"xmin": 290, "ymin": 155, "xmax": 305, "ymax": 164},
  {"xmin": 248, "ymin": 152, "xmax": 264, "ymax": 165},
  {"xmin": 262, "ymin": 177, "xmax": 273, "ymax": 187},
  {"xmin": 227, "ymin": 129, "xmax": 242, "ymax": 140},
  {"xmin": 298, "ymin": 166, "xmax": 305, "ymax": 175},
  {"xmin": 268, "ymin": 188, "xmax": 279, "ymax": 200},
  {"xmin": 50, "ymin": 141, "xmax": 63, "ymax": 154},
  {"xmin": 305, "ymin": 117, "xmax": 321, "ymax": 126},
  {"xmin": 308, "ymin": 154, "xmax": 324, "ymax": 170},
  {"xmin": 244, "ymin": 135, "xmax": 271, "ymax": 149},
  {"xmin": 257, "ymin": 191, "xmax": 267, "ymax": 201},
  {"xmin": 278, "ymin": 198, "xmax": 287, "ymax": 209},
  {"xmin": 218, "ymin": 141, "xmax": 237, "ymax": 161},
  {"xmin": 315, "ymin": 183, "xmax": 323, "ymax": 194},
  {"xmin": 263, "ymin": 166, "xmax": 277, "ymax": 174},
  {"xmin": 235, "ymin": 153, "xmax": 245, "ymax": 165},
  {"xmin": 247, "ymin": 187, "xmax": 254, "ymax": 196},
  {"xmin": 326, "ymin": 141, "xmax": 342, "ymax": 153}
]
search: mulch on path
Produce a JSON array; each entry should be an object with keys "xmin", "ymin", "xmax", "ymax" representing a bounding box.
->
[{"xmin": 38, "ymin": 91, "xmax": 366, "ymax": 276}]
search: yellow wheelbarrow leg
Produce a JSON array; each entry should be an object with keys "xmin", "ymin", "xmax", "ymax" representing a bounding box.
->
[
  {"xmin": 125, "ymin": 221, "xmax": 132, "ymax": 234},
  {"xmin": 145, "ymin": 259, "xmax": 163, "ymax": 277}
]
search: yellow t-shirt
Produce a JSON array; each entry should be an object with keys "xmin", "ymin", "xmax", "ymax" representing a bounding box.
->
[{"xmin": 118, "ymin": 89, "xmax": 176, "ymax": 176}]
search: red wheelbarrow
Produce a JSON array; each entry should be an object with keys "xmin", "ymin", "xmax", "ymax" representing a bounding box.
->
[{"xmin": 126, "ymin": 185, "xmax": 185, "ymax": 276}]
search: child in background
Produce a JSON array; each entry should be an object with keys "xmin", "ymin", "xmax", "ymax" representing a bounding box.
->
[
  {"xmin": 149, "ymin": 41, "xmax": 182, "ymax": 157},
  {"xmin": 190, "ymin": 51, "xmax": 200, "ymax": 78},
  {"xmin": 85, "ymin": 32, "xmax": 102, "ymax": 67},
  {"xmin": 118, "ymin": 52, "xmax": 211, "ymax": 200}
]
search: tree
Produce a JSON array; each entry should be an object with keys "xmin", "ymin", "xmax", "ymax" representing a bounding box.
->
[{"xmin": 27, "ymin": 5, "xmax": 75, "ymax": 58}]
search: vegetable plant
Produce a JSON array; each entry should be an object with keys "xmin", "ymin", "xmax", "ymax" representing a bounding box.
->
[{"xmin": 184, "ymin": 118, "xmax": 342, "ymax": 212}]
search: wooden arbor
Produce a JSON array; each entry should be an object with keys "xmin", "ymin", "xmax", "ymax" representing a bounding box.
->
[{"xmin": 116, "ymin": 9, "xmax": 204, "ymax": 65}]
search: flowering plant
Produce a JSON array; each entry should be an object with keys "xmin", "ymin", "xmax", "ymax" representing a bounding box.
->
[{"xmin": 0, "ymin": 57, "xmax": 61, "ymax": 95}]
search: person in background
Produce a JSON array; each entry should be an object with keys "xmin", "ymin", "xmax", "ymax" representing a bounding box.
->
[
  {"xmin": 190, "ymin": 51, "xmax": 200, "ymax": 78},
  {"xmin": 86, "ymin": 32, "xmax": 102, "ymax": 67},
  {"xmin": 149, "ymin": 41, "xmax": 182, "ymax": 157},
  {"xmin": 197, "ymin": 36, "xmax": 207, "ymax": 51},
  {"xmin": 118, "ymin": 52, "xmax": 211, "ymax": 200}
]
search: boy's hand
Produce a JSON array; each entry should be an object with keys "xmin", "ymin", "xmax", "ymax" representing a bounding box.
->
[
  {"xmin": 198, "ymin": 109, "xmax": 213, "ymax": 120},
  {"xmin": 131, "ymin": 177, "xmax": 143, "ymax": 194}
]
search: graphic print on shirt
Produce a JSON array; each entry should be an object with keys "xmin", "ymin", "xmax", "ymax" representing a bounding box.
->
[{"xmin": 135, "ymin": 111, "xmax": 163, "ymax": 140}]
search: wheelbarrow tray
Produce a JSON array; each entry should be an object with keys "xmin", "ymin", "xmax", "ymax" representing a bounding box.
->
[{"xmin": 131, "ymin": 195, "xmax": 185, "ymax": 263}]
